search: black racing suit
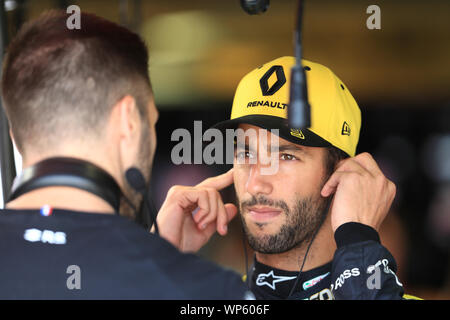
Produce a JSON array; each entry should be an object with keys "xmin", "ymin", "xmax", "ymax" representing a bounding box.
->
[{"xmin": 248, "ymin": 222, "xmax": 418, "ymax": 300}]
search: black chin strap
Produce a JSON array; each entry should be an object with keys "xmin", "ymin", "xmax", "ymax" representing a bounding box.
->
[{"xmin": 8, "ymin": 157, "xmax": 122, "ymax": 213}]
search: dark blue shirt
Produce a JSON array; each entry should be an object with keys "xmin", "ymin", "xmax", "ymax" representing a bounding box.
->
[{"xmin": 0, "ymin": 208, "xmax": 250, "ymax": 299}]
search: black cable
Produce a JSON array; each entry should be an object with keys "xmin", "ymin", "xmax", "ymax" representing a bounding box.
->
[
  {"xmin": 294, "ymin": 0, "xmax": 304, "ymax": 65},
  {"xmin": 125, "ymin": 167, "xmax": 159, "ymax": 233},
  {"xmin": 288, "ymin": 0, "xmax": 311, "ymax": 129},
  {"xmin": 241, "ymin": 225, "xmax": 250, "ymax": 288},
  {"xmin": 287, "ymin": 198, "xmax": 331, "ymax": 298},
  {"xmin": 145, "ymin": 194, "xmax": 159, "ymax": 234},
  {"xmin": 287, "ymin": 222, "xmax": 320, "ymax": 298}
]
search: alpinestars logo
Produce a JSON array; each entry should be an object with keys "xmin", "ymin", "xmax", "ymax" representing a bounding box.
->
[{"xmin": 256, "ymin": 270, "xmax": 297, "ymax": 290}]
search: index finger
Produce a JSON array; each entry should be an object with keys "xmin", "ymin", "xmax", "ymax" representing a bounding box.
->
[
  {"xmin": 351, "ymin": 152, "xmax": 384, "ymax": 177},
  {"xmin": 335, "ymin": 153, "xmax": 383, "ymax": 179},
  {"xmin": 196, "ymin": 168, "xmax": 234, "ymax": 190}
]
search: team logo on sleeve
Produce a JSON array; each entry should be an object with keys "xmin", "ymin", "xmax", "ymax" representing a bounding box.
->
[{"xmin": 256, "ymin": 270, "xmax": 297, "ymax": 290}]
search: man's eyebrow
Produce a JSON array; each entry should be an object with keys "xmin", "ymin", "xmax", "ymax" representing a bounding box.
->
[
  {"xmin": 273, "ymin": 144, "xmax": 307, "ymax": 154},
  {"xmin": 236, "ymin": 142, "xmax": 307, "ymax": 154},
  {"xmin": 234, "ymin": 142, "xmax": 255, "ymax": 151}
]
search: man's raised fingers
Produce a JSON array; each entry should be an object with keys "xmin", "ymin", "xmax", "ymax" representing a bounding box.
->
[
  {"xmin": 196, "ymin": 168, "xmax": 234, "ymax": 190},
  {"xmin": 216, "ymin": 203, "xmax": 238, "ymax": 236},
  {"xmin": 334, "ymin": 156, "xmax": 369, "ymax": 177},
  {"xmin": 215, "ymin": 199, "xmax": 229, "ymax": 235},
  {"xmin": 182, "ymin": 188, "xmax": 210, "ymax": 216},
  {"xmin": 321, "ymin": 171, "xmax": 360, "ymax": 197},
  {"xmin": 351, "ymin": 152, "xmax": 384, "ymax": 177},
  {"xmin": 196, "ymin": 189, "xmax": 219, "ymax": 229}
]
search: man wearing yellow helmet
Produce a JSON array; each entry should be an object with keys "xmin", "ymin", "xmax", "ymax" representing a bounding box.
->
[{"xmin": 157, "ymin": 57, "xmax": 419, "ymax": 300}]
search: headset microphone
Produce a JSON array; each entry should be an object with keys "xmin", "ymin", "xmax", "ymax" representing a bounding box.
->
[
  {"xmin": 240, "ymin": 0, "xmax": 270, "ymax": 15},
  {"xmin": 125, "ymin": 167, "xmax": 159, "ymax": 234},
  {"xmin": 240, "ymin": 0, "xmax": 310, "ymax": 129},
  {"xmin": 288, "ymin": 0, "xmax": 310, "ymax": 129}
]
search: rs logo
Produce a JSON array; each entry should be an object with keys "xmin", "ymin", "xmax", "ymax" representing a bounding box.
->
[
  {"xmin": 24, "ymin": 228, "xmax": 66, "ymax": 245},
  {"xmin": 259, "ymin": 65, "xmax": 286, "ymax": 96}
]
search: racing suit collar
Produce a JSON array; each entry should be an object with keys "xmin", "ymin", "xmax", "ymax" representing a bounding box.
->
[{"xmin": 250, "ymin": 257, "xmax": 332, "ymax": 299}]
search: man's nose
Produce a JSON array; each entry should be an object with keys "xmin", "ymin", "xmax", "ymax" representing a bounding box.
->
[{"xmin": 245, "ymin": 162, "xmax": 273, "ymax": 196}]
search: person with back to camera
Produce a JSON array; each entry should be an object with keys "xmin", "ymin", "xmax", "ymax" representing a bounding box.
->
[{"xmin": 0, "ymin": 10, "xmax": 251, "ymax": 299}]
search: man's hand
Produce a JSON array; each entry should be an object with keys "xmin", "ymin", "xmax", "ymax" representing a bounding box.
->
[
  {"xmin": 156, "ymin": 169, "xmax": 238, "ymax": 252},
  {"xmin": 321, "ymin": 152, "xmax": 396, "ymax": 232}
]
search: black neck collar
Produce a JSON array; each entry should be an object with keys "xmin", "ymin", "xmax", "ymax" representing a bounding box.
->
[{"xmin": 249, "ymin": 258, "xmax": 332, "ymax": 299}]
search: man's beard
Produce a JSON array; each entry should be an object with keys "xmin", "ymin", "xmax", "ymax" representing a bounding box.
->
[
  {"xmin": 238, "ymin": 193, "xmax": 329, "ymax": 254},
  {"xmin": 120, "ymin": 121, "xmax": 153, "ymax": 219}
]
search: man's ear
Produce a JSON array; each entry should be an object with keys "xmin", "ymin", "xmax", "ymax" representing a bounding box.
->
[
  {"xmin": 9, "ymin": 128, "xmax": 22, "ymax": 156},
  {"xmin": 118, "ymin": 95, "xmax": 140, "ymax": 138},
  {"xmin": 112, "ymin": 95, "xmax": 142, "ymax": 170},
  {"xmin": 9, "ymin": 128, "xmax": 15, "ymax": 145}
]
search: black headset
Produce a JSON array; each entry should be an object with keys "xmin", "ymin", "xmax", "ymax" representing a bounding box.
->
[{"xmin": 8, "ymin": 157, "xmax": 158, "ymax": 232}]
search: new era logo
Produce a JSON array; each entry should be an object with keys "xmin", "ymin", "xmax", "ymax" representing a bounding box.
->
[
  {"xmin": 290, "ymin": 129, "xmax": 305, "ymax": 139},
  {"xmin": 341, "ymin": 121, "xmax": 351, "ymax": 136}
]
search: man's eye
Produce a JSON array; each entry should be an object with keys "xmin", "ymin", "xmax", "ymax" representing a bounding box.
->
[
  {"xmin": 236, "ymin": 151, "xmax": 251, "ymax": 159},
  {"xmin": 235, "ymin": 151, "xmax": 255, "ymax": 160},
  {"xmin": 280, "ymin": 153, "xmax": 297, "ymax": 161}
]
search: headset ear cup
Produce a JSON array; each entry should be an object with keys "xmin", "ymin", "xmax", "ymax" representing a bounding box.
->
[{"xmin": 8, "ymin": 157, "xmax": 122, "ymax": 212}]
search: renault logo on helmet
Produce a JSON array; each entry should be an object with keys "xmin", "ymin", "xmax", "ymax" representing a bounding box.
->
[{"xmin": 259, "ymin": 65, "xmax": 286, "ymax": 96}]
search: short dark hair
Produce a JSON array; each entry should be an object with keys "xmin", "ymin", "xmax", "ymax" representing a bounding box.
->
[
  {"xmin": 1, "ymin": 10, "xmax": 152, "ymax": 154},
  {"xmin": 324, "ymin": 146, "xmax": 349, "ymax": 178}
]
